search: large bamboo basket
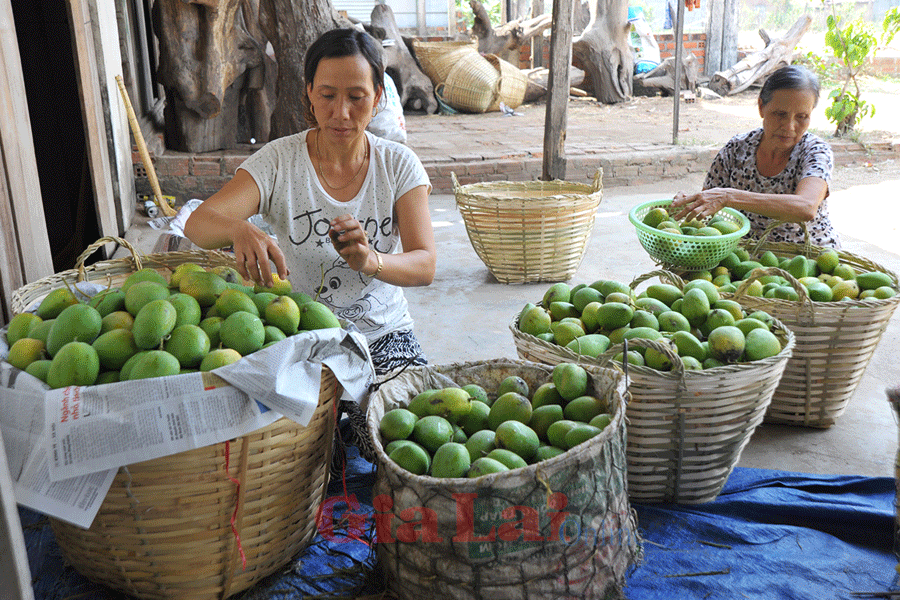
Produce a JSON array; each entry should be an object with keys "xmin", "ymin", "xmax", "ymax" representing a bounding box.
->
[
  {"xmin": 436, "ymin": 51, "xmax": 501, "ymax": 113},
  {"xmin": 366, "ymin": 359, "xmax": 639, "ymax": 600},
  {"xmin": 14, "ymin": 236, "xmax": 340, "ymax": 599},
  {"xmin": 484, "ymin": 54, "xmax": 528, "ymax": 111},
  {"xmin": 510, "ymin": 271, "xmax": 795, "ymax": 503},
  {"xmin": 727, "ymin": 242, "xmax": 900, "ymax": 428},
  {"xmin": 411, "ymin": 38, "xmax": 479, "ymax": 86},
  {"xmin": 453, "ymin": 170, "xmax": 603, "ymax": 284},
  {"xmin": 49, "ymin": 368, "xmax": 339, "ymax": 600}
]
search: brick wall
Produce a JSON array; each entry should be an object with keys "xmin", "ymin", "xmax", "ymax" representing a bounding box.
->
[
  {"xmin": 655, "ymin": 32, "xmax": 707, "ymax": 68},
  {"xmin": 869, "ymin": 54, "xmax": 900, "ymax": 76}
]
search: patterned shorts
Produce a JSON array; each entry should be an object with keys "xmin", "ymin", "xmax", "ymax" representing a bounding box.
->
[{"xmin": 331, "ymin": 330, "xmax": 427, "ymax": 475}]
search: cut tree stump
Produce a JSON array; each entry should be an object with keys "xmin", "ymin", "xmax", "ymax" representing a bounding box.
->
[
  {"xmin": 572, "ymin": 0, "xmax": 633, "ymax": 104},
  {"xmin": 370, "ymin": 4, "xmax": 438, "ymax": 114},
  {"xmin": 152, "ymin": 0, "xmax": 272, "ymax": 152},
  {"xmin": 470, "ymin": 0, "xmax": 552, "ymax": 64},
  {"xmin": 258, "ymin": 0, "xmax": 347, "ymax": 139},
  {"xmin": 708, "ymin": 14, "xmax": 812, "ymax": 96}
]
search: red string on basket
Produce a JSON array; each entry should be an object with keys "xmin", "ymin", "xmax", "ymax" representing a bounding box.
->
[
  {"xmin": 224, "ymin": 440, "xmax": 248, "ymax": 570},
  {"xmin": 314, "ymin": 385, "xmax": 371, "ymax": 546}
]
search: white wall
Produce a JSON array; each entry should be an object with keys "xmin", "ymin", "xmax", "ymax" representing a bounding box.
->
[{"xmin": 337, "ymin": 0, "xmax": 452, "ymax": 30}]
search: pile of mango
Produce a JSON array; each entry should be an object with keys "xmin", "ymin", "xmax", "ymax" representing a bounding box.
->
[
  {"xmin": 642, "ymin": 205, "xmax": 743, "ymax": 236},
  {"xmin": 517, "ymin": 278, "xmax": 783, "ymax": 371},
  {"xmin": 379, "ymin": 363, "xmax": 612, "ymax": 478},
  {"xmin": 3, "ymin": 264, "xmax": 340, "ymax": 389},
  {"xmin": 689, "ymin": 247, "xmax": 897, "ymax": 302}
]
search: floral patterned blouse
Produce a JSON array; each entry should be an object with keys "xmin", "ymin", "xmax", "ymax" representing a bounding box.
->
[{"xmin": 704, "ymin": 128, "xmax": 840, "ymax": 248}]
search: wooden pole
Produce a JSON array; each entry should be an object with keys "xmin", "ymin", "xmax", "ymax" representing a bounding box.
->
[
  {"xmin": 115, "ymin": 75, "xmax": 176, "ymax": 217},
  {"xmin": 532, "ymin": 0, "xmax": 544, "ymax": 67},
  {"xmin": 542, "ymin": 0, "xmax": 574, "ymax": 181},
  {"xmin": 672, "ymin": 0, "xmax": 685, "ymax": 145}
]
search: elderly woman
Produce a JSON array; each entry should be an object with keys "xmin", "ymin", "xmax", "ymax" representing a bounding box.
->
[{"xmin": 670, "ymin": 64, "xmax": 839, "ymax": 248}]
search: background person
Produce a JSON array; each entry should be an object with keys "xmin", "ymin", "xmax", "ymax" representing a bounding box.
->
[{"xmin": 670, "ymin": 64, "xmax": 840, "ymax": 248}]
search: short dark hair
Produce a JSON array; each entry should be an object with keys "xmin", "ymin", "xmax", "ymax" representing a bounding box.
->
[
  {"xmin": 759, "ymin": 64, "xmax": 821, "ymax": 107},
  {"xmin": 302, "ymin": 28, "xmax": 385, "ymax": 126}
]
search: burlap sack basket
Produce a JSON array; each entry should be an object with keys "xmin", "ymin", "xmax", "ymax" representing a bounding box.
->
[
  {"xmin": 484, "ymin": 54, "xmax": 528, "ymax": 110},
  {"xmin": 453, "ymin": 169, "xmax": 603, "ymax": 284},
  {"xmin": 888, "ymin": 387, "xmax": 900, "ymax": 565},
  {"xmin": 435, "ymin": 51, "xmax": 501, "ymax": 113},
  {"xmin": 14, "ymin": 236, "xmax": 340, "ymax": 600},
  {"xmin": 726, "ymin": 242, "xmax": 900, "ymax": 428},
  {"xmin": 510, "ymin": 271, "xmax": 796, "ymax": 503},
  {"xmin": 411, "ymin": 38, "xmax": 479, "ymax": 86},
  {"xmin": 366, "ymin": 358, "xmax": 640, "ymax": 600}
]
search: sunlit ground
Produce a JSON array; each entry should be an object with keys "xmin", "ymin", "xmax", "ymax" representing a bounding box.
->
[{"xmin": 828, "ymin": 161, "xmax": 900, "ymax": 255}]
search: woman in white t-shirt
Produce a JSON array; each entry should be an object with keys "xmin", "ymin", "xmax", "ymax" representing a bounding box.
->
[
  {"xmin": 184, "ymin": 28, "xmax": 436, "ymax": 374},
  {"xmin": 670, "ymin": 65, "xmax": 839, "ymax": 247}
]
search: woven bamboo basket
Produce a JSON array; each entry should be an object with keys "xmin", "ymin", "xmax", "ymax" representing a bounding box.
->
[
  {"xmin": 435, "ymin": 51, "xmax": 500, "ymax": 113},
  {"xmin": 14, "ymin": 236, "xmax": 340, "ymax": 599},
  {"xmin": 727, "ymin": 243, "xmax": 900, "ymax": 428},
  {"xmin": 366, "ymin": 358, "xmax": 639, "ymax": 600},
  {"xmin": 484, "ymin": 54, "xmax": 528, "ymax": 111},
  {"xmin": 453, "ymin": 170, "xmax": 603, "ymax": 284},
  {"xmin": 510, "ymin": 272, "xmax": 796, "ymax": 503},
  {"xmin": 12, "ymin": 236, "xmax": 238, "ymax": 314},
  {"xmin": 411, "ymin": 38, "xmax": 479, "ymax": 86}
]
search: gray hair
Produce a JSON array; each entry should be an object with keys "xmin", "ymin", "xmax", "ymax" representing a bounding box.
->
[{"xmin": 759, "ymin": 64, "xmax": 821, "ymax": 107}]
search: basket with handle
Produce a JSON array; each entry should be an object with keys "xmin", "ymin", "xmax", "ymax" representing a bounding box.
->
[
  {"xmin": 12, "ymin": 236, "xmax": 341, "ymax": 600},
  {"xmin": 411, "ymin": 38, "xmax": 479, "ymax": 86},
  {"xmin": 728, "ymin": 246, "xmax": 900, "ymax": 428},
  {"xmin": 510, "ymin": 270, "xmax": 795, "ymax": 503},
  {"xmin": 366, "ymin": 358, "xmax": 639, "ymax": 600},
  {"xmin": 628, "ymin": 199, "xmax": 750, "ymax": 271},
  {"xmin": 454, "ymin": 169, "xmax": 603, "ymax": 284}
]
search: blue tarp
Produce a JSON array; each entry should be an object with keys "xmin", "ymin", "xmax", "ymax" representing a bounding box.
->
[{"xmin": 21, "ymin": 429, "xmax": 900, "ymax": 599}]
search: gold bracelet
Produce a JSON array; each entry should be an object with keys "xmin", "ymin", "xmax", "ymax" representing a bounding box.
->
[{"xmin": 371, "ymin": 250, "xmax": 383, "ymax": 278}]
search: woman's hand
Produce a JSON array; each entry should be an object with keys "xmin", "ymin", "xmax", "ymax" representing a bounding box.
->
[
  {"xmin": 670, "ymin": 188, "xmax": 729, "ymax": 222},
  {"xmin": 231, "ymin": 219, "xmax": 289, "ymax": 287},
  {"xmin": 329, "ymin": 214, "xmax": 376, "ymax": 275}
]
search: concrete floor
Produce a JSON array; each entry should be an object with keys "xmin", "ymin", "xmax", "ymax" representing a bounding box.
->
[{"xmin": 404, "ymin": 169, "xmax": 900, "ymax": 478}]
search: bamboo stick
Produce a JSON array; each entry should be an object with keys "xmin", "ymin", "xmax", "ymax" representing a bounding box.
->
[{"xmin": 114, "ymin": 75, "xmax": 176, "ymax": 217}]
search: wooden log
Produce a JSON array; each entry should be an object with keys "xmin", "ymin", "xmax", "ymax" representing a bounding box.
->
[
  {"xmin": 709, "ymin": 14, "xmax": 811, "ymax": 96},
  {"xmin": 572, "ymin": 0, "xmax": 633, "ymax": 104},
  {"xmin": 371, "ymin": 4, "xmax": 438, "ymax": 114},
  {"xmin": 470, "ymin": 0, "xmax": 552, "ymax": 63},
  {"xmin": 634, "ymin": 48, "xmax": 700, "ymax": 95},
  {"xmin": 522, "ymin": 66, "xmax": 585, "ymax": 101}
]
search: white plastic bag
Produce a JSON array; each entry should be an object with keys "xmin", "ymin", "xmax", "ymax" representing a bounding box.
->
[{"xmin": 367, "ymin": 72, "xmax": 407, "ymax": 144}]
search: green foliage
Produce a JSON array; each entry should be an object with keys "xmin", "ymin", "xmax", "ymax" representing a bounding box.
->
[
  {"xmin": 808, "ymin": 5, "xmax": 900, "ymax": 137},
  {"xmin": 456, "ymin": 0, "xmax": 502, "ymax": 29}
]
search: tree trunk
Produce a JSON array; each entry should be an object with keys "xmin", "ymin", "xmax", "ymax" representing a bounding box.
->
[
  {"xmin": 708, "ymin": 14, "xmax": 811, "ymax": 96},
  {"xmin": 634, "ymin": 47, "xmax": 700, "ymax": 96},
  {"xmin": 259, "ymin": 0, "xmax": 345, "ymax": 139},
  {"xmin": 572, "ymin": 0, "xmax": 632, "ymax": 104},
  {"xmin": 470, "ymin": 0, "xmax": 552, "ymax": 63},
  {"xmin": 152, "ymin": 0, "xmax": 270, "ymax": 152},
  {"xmin": 370, "ymin": 4, "xmax": 438, "ymax": 114}
]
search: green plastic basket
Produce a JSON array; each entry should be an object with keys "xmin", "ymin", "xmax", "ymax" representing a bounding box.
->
[{"xmin": 628, "ymin": 199, "xmax": 750, "ymax": 271}]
